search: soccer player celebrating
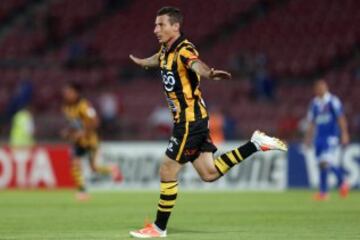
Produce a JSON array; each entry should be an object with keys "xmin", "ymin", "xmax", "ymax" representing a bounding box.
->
[
  {"xmin": 304, "ymin": 80, "xmax": 350, "ymax": 201},
  {"xmin": 129, "ymin": 7, "xmax": 287, "ymax": 238},
  {"xmin": 61, "ymin": 82, "xmax": 122, "ymax": 201}
]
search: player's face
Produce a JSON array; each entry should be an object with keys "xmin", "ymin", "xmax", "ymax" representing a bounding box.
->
[
  {"xmin": 154, "ymin": 15, "xmax": 180, "ymax": 44},
  {"xmin": 62, "ymin": 86, "xmax": 78, "ymax": 104},
  {"xmin": 314, "ymin": 81, "xmax": 328, "ymax": 97}
]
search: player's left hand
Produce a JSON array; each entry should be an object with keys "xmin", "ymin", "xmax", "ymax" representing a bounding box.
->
[
  {"xmin": 209, "ymin": 68, "xmax": 232, "ymax": 81},
  {"xmin": 129, "ymin": 54, "xmax": 147, "ymax": 68}
]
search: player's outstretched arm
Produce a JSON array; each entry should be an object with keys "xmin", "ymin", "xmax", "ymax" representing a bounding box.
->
[
  {"xmin": 129, "ymin": 53, "xmax": 160, "ymax": 69},
  {"xmin": 338, "ymin": 115, "xmax": 350, "ymax": 145},
  {"xmin": 304, "ymin": 122, "xmax": 315, "ymax": 147},
  {"xmin": 190, "ymin": 60, "xmax": 231, "ymax": 81}
]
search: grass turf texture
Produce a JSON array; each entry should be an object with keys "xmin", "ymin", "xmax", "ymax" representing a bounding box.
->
[{"xmin": 0, "ymin": 190, "xmax": 359, "ymax": 240}]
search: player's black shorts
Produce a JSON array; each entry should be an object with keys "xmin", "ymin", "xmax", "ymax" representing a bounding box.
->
[
  {"xmin": 165, "ymin": 118, "xmax": 217, "ymax": 164},
  {"xmin": 72, "ymin": 145, "xmax": 97, "ymax": 158}
]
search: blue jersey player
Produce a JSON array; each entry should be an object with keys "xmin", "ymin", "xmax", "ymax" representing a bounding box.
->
[{"xmin": 304, "ymin": 80, "xmax": 350, "ymax": 200}]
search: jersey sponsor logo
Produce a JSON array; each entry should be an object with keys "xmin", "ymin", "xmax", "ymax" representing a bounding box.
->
[
  {"xmin": 161, "ymin": 70, "xmax": 176, "ymax": 92},
  {"xmin": 315, "ymin": 113, "xmax": 331, "ymax": 124}
]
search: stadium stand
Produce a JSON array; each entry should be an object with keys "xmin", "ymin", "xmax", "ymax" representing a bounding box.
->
[
  {"xmin": 0, "ymin": 0, "xmax": 27, "ymax": 23},
  {"xmin": 0, "ymin": 0, "xmax": 359, "ymax": 141},
  {"xmin": 203, "ymin": 0, "xmax": 360, "ymax": 77}
]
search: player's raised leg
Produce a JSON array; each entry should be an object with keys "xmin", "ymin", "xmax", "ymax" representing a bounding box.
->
[
  {"xmin": 193, "ymin": 130, "xmax": 287, "ymax": 181},
  {"xmin": 129, "ymin": 156, "xmax": 182, "ymax": 238}
]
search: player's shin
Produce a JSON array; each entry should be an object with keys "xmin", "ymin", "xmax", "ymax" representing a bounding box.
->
[
  {"xmin": 319, "ymin": 162, "xmax": 329, "ymax": 194},
  {"xmin": 214, "ymin": 142, "xmax": 257, "ymax": 175},
  {"xmin": 71, "ymin": 161, "xmax": 85, "ymax": 191},
  {"xmin": 94, "ymin": 165, "xmax": 111, "ymax": 174},
  {"xmin": 330, "ymin": 165, "xmax": 344, "ymax": 187},
  {"xmin": 154, "ymin": 181, "xmax": 178, "ymax": 231}
]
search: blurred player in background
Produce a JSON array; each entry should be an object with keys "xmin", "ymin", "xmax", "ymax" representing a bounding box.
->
[
  {"xmin": 304, "ymin": 79, "xmax": 350, "ymax": 201},
  {"xmin": 129, "ymin": 6, "xmax": 287, "ymax": 238},
  {"xmin": 61, "ymin": 82, "xmax": 122, "ymax": 201}
]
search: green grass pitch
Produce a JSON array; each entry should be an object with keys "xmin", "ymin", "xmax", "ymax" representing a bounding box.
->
[{"xmin": 0, "ymin": 190, "xmax": 359, "ymax": 240}]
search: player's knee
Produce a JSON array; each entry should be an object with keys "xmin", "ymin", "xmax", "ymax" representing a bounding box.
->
[
  {"xmin": 159, "ymin": 163, "xmax": 176, "ymax": 181},
  {"xmin": 159, "ymin": 165, "xmax": 167, "ymax": 179},
  {"xmin": 199, "ymin": 171, "xmax": 218, "ymax": 182},
  {"xmin": 200, "ymin": 174, "xmax": 217, "ymax": 182}
]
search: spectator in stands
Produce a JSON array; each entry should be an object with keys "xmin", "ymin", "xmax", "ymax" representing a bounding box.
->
[
  {"xmin": 250, "ymin": 52, "xmax": 276, "ymax": 101},
  {"xmin": 5, "ymin": 73, "xmax": 33, "ymax": 122},
  {"xmin": 66, "ymin": 36, "xmax": 103, "ymax": 69},
  {"xmin": 98, "ymin": 90, "xmax": 120, "ymax": 138},
  {"xmin": 223, "ymin": 109, "xmax": 238, "ymax": 140},
  {"xmin": 229, "ymin": 50, "xmax": 256, "ymax": 79},
  {"xmin": 209, "ymin": 106, "xmax": 225, "ymax": 145},
  {"xmin": 277, "ymin": 112, "xmax": 299, "ymax": 141},
  {"xmin": 148, "ymin": 106, "xmax": 172, "ymax": 139},
  {"xmin": 9, "ymin": 105, "xmax": 35, "ymax": 148},
  {"xmin": 66, "ymin": 39, "xmax": 87, "ymax": 68}
]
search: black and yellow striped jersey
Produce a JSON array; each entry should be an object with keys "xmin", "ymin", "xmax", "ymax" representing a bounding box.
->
[
  {"xmin": 62, "ymin": 98, "xmax": 98, "ymax": 148},
  {"xmin": 159, "ymin": 34, "xmax": 208, "ymax": 123}
]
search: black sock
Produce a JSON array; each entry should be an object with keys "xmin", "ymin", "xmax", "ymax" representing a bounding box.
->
[
  {"xmin": 214, "ymin": 141, "xmax": 258, "ymax": 175},
  {"xmin": 154, "ymin": 181, "xmax": 178, "ymax": 231},
  {"xmin": 155, "ymin": 211, "xmax": 171, "ymax": 231},
  {"xmin": 237, "ymin": 141, "xmax": 258, "ymax": 159}
]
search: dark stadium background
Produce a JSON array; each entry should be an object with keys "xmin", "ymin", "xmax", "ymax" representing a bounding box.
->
[{"xmin": 0, "ymin": 0, "xmax": 359, "ymax": 143}]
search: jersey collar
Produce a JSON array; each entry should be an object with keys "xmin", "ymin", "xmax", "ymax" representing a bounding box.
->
[
  {"xmin": 165, "ymin": 33, "xmax": 186, "ymax": 53},
  {"xmin": 315, "ymin": 92, "xmax": 331, "ymax": 105}
]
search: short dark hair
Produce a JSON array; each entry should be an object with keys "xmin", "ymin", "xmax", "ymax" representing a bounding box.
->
[
  {"xmin": 66, "ymin": 82, "xmax": 82, "ymax": 93},
  {"xmin": 157, "ymin": 6, "xmax": 183, "ymax": 26}
]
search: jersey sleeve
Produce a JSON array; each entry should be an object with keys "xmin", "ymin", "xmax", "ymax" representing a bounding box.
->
[
  {"xmin": 331, "ymin": 96, "xmax": 344, "ymax": 118},
  {"xmin": 179, "ymin": 46, "xmax": 199, "ymax": 69}
]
